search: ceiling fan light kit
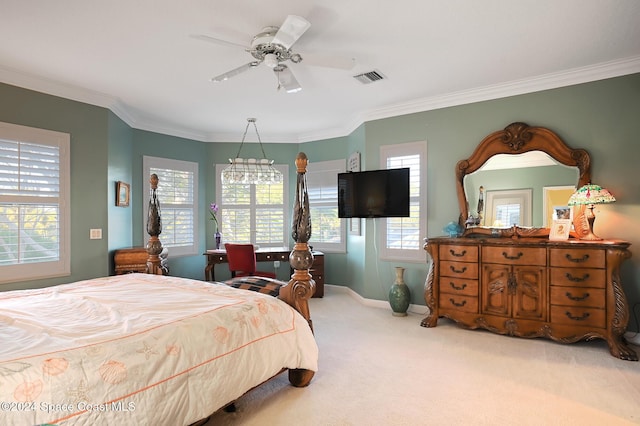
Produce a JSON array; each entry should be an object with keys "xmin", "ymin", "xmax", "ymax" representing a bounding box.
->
[{"xmin": 202, "ymin": 15, "xmax": 349, "ymax": 93}]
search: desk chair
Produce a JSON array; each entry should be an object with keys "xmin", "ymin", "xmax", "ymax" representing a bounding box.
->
[{"xmin": 224, "ymin": 243, "xmax": 277, "ymax": 278}]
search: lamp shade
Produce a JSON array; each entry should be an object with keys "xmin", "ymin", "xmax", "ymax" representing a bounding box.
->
[{"xmin": 567, "ymin": 184, "xmax": 616, "ymax": 206}]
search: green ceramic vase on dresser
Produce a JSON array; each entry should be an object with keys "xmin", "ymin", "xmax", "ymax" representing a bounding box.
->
[{"xmin": 388, "ymin": 266, "xmax": 410, "ymax": 316}]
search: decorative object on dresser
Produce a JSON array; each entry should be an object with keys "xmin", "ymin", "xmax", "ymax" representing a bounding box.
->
[
  {"xmin": 567, "ymin": 183, "xmax": 616, "ymax": 241},
  {"xmin": 423, "ymin": 122, "xmax": 635, "ymax": 361}
]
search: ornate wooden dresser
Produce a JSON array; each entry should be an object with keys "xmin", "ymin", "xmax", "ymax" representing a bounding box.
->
[
  {"xmin": 423, "ymin": 122, "xmax": 636, "ymax": 360},
  {"xmin": 422, "ymin": 236, "xmax": 635, "ymax": 360}
]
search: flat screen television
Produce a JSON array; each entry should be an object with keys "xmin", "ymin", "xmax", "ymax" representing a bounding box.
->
[{"xmin": 337, "ymin": 168, "xmax": 410, "ymax": 218}]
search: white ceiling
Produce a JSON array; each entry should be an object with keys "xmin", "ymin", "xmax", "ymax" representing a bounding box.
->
[{"xmin": 1, "ymin": 0, "xmax": 639, "ymax": 143}]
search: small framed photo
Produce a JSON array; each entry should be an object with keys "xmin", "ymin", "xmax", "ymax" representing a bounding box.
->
[
  {"xmin": 116, "ymin": 181, "xmax": 130, "ymax": 207},
  {"xmin": 549, "ymin": 219, "xmax": 571, "ymax": 241}
]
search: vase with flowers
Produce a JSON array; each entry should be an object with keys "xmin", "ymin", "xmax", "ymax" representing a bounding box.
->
[{"xmin": 209, "ymin": 203, "xmax": 222, "ymax": 249}]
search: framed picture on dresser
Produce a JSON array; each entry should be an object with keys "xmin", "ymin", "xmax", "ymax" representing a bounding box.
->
[{"xmin": 549, "ymin": 219, "xmax": 571, "ymax": 240}]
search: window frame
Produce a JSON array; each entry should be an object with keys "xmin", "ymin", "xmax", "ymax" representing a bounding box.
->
[
  {"xmin": 142, "ymin": 156, "xmax": 199, "ymax": 257},
  {"xmin": 306, "ymin": 159, "xmax": 346, "ymax": 253},
  {"xmin": 379, "ymin": 141, "xmax": 427, "ymax": 262},
  {"xmin": 0, "ymin": 121, "xmax": 71, "ymax": 284},
  {"xmin": 215, "ymin": 163, "xmax": 289, "ymax": 248}
]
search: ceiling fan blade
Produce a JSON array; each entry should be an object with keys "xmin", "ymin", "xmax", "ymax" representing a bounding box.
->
[
  {"xmin": 211, "ymin": 62, "xmax": 260, "ymax": 83},
  {"xmin": 302, "ymin": 53, "xmax": 356, "ymax": 70},
  {"xmin": 272, "ymin": 15, "xmax": 310, "ymax": 49},
  {"xmin": 190, "ymin": 34, "xmax": 249, "ymax": 50},
  {"xmin": 274, "ymin": 65, "xmax": 302, "ymax": 93}
]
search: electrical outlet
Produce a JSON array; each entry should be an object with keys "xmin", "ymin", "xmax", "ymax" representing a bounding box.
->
[
  {"xmin": 273, "ymin": 260, "xmax": 280, "ymax": 269},
  {"xmin": 90, "ymin": 228, "xmax": 102, "ymax": 240}
]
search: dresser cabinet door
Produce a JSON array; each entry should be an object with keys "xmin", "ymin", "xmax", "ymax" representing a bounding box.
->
[
  {"xmin": 512, "ymin": 266, "xmax": 546, "ymax": 320},
  {"xmin": 481, "ymin": 264, "xmax": 510, "ymax": 316},
  {"xmin": 481, "ymin": 247, "xmax": 546, "ymax": 320}
]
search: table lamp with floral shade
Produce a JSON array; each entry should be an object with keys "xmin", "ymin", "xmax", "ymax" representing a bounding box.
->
[{"xmin": 567, "ymin": 183, "xmax": 616, "ymax": 240}]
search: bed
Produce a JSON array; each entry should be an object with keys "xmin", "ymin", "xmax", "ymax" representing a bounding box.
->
[{"xmin": 0, "ymin": 152, "xmax": 318, "ymax": 426}]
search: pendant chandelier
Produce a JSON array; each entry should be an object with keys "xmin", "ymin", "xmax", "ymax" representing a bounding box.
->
[{"xmin": 221, "ymin": 118, "xmax": 283, "ymax": 185}]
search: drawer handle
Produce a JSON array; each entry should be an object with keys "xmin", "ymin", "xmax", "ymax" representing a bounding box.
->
[
  {"xmin": 449, "ymin": 265, "xmax": 467, "ymax": 274},
  {"xmin": 565, "ymin": 253, "xmax": 589, "ymax": 263},
  {"xmin": 565, "ymin": 291, "xmax": 590, "ymax": 302},
  {"xmin": 502, "ymin": 251, "xmax": 523, "ymax": 260},
  {"xmin": 565, "ymin": 311, "xmax": 590, "ymax": 321},
  {"xmin": 565, "ymin": 272, "xmax": 590, "ymax": 282},
  {"xmin": 449, "ymin": 249, "xmax": 467, "ymax": 257},
  {"xmin": 449, "ymin": 298, "xmax": 467, "ymax": 307},
  {"xmin": 449, "ymin": 282, "xmax": 467, "ymax": 291}
]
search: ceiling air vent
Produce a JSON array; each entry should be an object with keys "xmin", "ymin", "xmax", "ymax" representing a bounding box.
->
[{"xmin": 353, "ymin": 70, "xmax": 386, "ymax": 84}]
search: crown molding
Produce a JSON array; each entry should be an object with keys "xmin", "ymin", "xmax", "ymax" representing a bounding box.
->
[
  {"xmin": 3, "ymin": 56, "xmax": 640, "ymax": 144},
  {"xmin": 298, "ymin": 56, "xmax": 640, "ymax": 143}
]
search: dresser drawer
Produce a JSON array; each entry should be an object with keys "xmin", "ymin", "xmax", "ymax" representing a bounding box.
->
[
  {"xmin": 549, "ymin": 267, "xmax": 606, "ymax": 288},
  {"xmin": 440, "ymin": 245, "xmax": 478, "ymax": 262},
  {"xmin": 550, "ymin": 286, "xmax": 605, "ymax": 308},
  {"xmin": 482, "ymin": 246, "xmax": 546, "ymax": 266},
  {"xmin": 440, "ymin": 261, "xmax": 478, "ymax": 279},
  {"xmin": 439, "ymin": 294, "xmax": 478, "ymax": 314},
  {"xmin": 440, "ymin": 277, "xmax": 478, "ymax": 296},
  {"xmin": 549, "ymin": 248, "xmax": 605, "ymax": 268},
  {"xmin": 550, "ymin": 306, "xmax": 605, "ymax": 328}
]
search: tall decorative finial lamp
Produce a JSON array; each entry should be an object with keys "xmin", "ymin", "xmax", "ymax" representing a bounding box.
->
[{"xmin": 567, "ymin": 183, "xmax": 616, "ymax": 241}]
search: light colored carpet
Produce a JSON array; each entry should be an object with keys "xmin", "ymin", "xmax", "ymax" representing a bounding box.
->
[{"xmin": 205, "ymin": 286, "xmax": 640, "ymax": 426}]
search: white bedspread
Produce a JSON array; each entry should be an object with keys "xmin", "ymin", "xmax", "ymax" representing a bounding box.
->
[{"xmin": 0, "ymin": 274, "xmax": 318, "ymax": 426}]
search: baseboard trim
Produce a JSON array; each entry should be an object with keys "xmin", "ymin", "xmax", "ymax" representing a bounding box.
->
[
  {"xmin": 325, "ymin": 284, "xmax": 429, "ymax": 315},
  {"xmin": 325, "ymin": 285, "xmax": 640, "ymax": 338}
]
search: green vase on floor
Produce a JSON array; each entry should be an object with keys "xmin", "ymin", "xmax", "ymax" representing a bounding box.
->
[{"xmin": 388, "ymin": 266, "xmax": 410, "ymax": 316}]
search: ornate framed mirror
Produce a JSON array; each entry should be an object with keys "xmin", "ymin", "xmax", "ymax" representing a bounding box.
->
[{"xmin": 456, "ymin": 122, "xmax": 591, "ymax": 237}]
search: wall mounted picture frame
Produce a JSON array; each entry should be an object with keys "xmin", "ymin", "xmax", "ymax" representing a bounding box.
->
[
  {"xmin": 549, "ymin": 219, "xmax": 571, "ymax": 241},
  {"xmin": 116, "ymin": 181, "xmax": 130, "ymax": 207}
]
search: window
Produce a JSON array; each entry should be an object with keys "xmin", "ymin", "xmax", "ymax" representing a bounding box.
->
[
  {"xmin": 0, "ymin": 121, "xmax": 70, "ymax": 284},
  {"xmin": 143, "ymin": 156, "xmax": 198, "ymax": 256},
  {"xmin": 379, "ymin": 141, "xmax": 427, "ymax": 262},
  {"xmin": 216, "ymin": 164, "xmax": 288, "ymax": 247},
  {"xmin": 307, "ymin": 159, "xmax": 346, "ymax": 252}
]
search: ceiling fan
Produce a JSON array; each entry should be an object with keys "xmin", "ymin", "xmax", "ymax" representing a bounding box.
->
[{"xmin": 193, "ymin": 15, "xmax": 354, "ymax": 93}]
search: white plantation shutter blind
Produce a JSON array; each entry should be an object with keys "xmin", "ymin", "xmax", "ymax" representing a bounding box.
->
[
  {"xmin": 216, "ymin": 164, "xmax": 288, "ymax": 247},
  {"xmin": 380, "ymin": 141, "xmax": 427, "ymax": 262},
  {"xmin": 307, "ymin": 159, "xmax": 345, "ymax": 252},
  {"xmin": 150, "ymin": 168, "xmax": 194, "ymax": 246},
  {"xmin": 143, "ymin": 156, "xmax": 198, "ymax": 256},
  {"xmin": 0, "ymin": 122, "xmax": 70, "ymax": 283},
  {"xmin": 386, "ymin": 154, "xmax": 421, "ymax": 250}
]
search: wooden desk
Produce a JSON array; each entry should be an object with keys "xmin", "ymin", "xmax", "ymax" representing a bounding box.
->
[{"xmin": 204, "ymin": 248, "xmax": 324, "ymax": 297}]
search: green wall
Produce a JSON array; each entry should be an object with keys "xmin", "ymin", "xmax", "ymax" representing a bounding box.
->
[
  {"xmin": 0, "ymin": 83, "xmax": 110, "ymax": 290},
  {"xmin": 1, "ymin": 74, "xmax": 639, "ymax": 332},
  {"xmin": 304, "ymin": 74, "xmax": 640, "ymax": 316}
]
